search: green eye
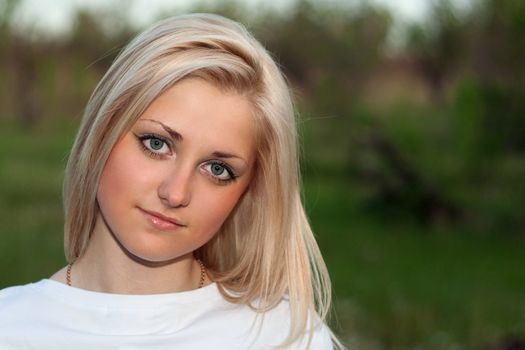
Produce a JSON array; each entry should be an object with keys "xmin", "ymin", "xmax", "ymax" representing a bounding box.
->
[
  {"xmin": 136, "ymin": 134, "xmax": 171, "ymax": 157},
  {"xmin": 149, "ymin": 138, "xmax": 164, "ymax": 151},
  {"xmin": 203, "ymin": 161, "xmax": 237, "ymax": 183},
  {"xmin": 211, "ymin": 163, "xmax": 225, "ymax": 176}
]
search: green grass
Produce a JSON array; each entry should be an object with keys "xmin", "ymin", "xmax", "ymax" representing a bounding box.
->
[
  {"xmin": 0, "ymin": 122, "xmax": 73, "ymax": 284},
  {"xmin": 1, "ymin": 122, "xmax": 524, "ymax": 349},
  {"xmin": 304, "ymin": 174, "xmax": 525, "ymax": 349}
]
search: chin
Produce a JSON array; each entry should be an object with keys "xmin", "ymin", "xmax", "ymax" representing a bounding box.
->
[
  {"xmin": 128, "ymin": 249, "xmax": 185, "ymax": 266},
  {"xmin": 118, "ymin": 238, "xmax": 187, "ymax": 265}
]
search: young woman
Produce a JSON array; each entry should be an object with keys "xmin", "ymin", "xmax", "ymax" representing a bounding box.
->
[{"xmin": 0, "ymin": 13, "xmax": 342, "ymax": 349}]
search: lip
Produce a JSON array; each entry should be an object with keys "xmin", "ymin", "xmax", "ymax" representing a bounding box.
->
[{"xmin": 139, "ymin": 208, "xmax": 186, "ymax": 231}]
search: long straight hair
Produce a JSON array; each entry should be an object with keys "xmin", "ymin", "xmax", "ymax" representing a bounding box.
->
[{"xmin": 63, "ymin": 13, "xmax": 342, "ymax": 348}]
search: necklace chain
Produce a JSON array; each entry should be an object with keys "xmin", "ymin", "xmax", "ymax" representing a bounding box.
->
[
  {"xmin": 196, "ymin": 258, "xmax": 206, "ymax": 289},
  {"xmin": 66, "ymin": 259, "xmax": 207, "ymax": 289}
]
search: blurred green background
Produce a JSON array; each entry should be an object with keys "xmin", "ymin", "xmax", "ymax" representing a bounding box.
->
[{"xmin": 1, "ymin": 0, "xmax": 524, "ymax": 349}]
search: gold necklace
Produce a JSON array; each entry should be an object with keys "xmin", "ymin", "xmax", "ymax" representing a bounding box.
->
[{"xmin": 66, "ymin": 259, "xmax": 207, "ymax": 289}]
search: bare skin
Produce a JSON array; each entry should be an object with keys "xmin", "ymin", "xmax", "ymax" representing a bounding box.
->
[{"xmin": 50, "ymin": 78, "xmax": 255, "ymax": 294}]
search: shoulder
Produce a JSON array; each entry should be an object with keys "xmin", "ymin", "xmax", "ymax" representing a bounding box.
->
[
  {"xmin": 272, "ymin": 297, "xmax": 333, "ymax": 349},
  {"xmin": 223, "ymin": 296, "xmax": 334, "ymax": 349},
  {"xmin": 0, "ymin": 280, "xmax": 48, "ymax": 320},
  {"xmin": 0, "ymin": 279, "xmax": 69, "ymax": 330},
  {"xmin": 287, "ymin": 310, "xmax": 334, "ymax": 350},
  {"xmin": 0, "ymin": 282, "xmax": 36, "ymax": 309},
  {"xmin": 0, "ymin": 280, "xmax": 54, "ymax": 342},
  {"xmin": 305, "ymin": 320, "xmax": 334, "ymax": 349}
]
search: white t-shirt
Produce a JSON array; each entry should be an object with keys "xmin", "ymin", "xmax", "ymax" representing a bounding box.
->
[{"xmin": 0, "ymin": 279, "xmax": 333, "ymax": 349}]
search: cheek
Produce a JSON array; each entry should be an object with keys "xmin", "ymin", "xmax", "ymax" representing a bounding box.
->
[
  {"xmin": 195, "ymin": 184, "xmax": 249, "ymax": 238},
  {"xmin": 97, "ymin": 141, "xmax": 152, "ymax": 210},
  {"xmin": 98, "ymin": 150, "xmax": 130, "ymax": 207}
]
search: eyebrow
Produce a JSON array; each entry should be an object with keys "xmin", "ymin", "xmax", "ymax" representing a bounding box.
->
[
  {"xmin": 140, "ymin": 119, "xmax": 183, "ymax": 141},
  {"xmin": 211, "ymin": 151, "xmax": 246, "ymax": 162},
  {"xmin": 140, "ymin": 118, "xmax": 248, "ymax": 163}
]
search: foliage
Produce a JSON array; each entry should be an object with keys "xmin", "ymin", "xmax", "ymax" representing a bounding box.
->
[
  {"xmin": 1, "ymin": 125, "xmax": 524, "ymax": 349},
  {"xmin": 1, "ymin": 0, "xmax": 524, "ymax": 348}
]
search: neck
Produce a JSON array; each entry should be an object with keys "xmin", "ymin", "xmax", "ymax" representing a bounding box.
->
[{"xmin": 70, "ymin": 217, "xmax": 203, "ymax": 295}]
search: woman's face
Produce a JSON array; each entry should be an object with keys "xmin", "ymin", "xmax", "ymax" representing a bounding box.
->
[{"xmin": 96, "ymin": 78, "xmax": 255, "ymax": 262}]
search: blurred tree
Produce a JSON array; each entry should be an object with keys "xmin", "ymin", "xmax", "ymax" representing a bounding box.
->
[
  {"xmin": 187, "ymin": 1, "xmax": 248, "ymax": 23},
  {"xmin": 256, "ymin": 0, "xmax": 392, "ymax": 168},
  {"xmin": 465, "ymin": 0, "xmax": 525, "ymax": 153},
  {"xmin": 358, "ymin": 126, "xmax": 463, "ymax": 226},
  {"xmin": 0, "ymin": 0, "xmax": 40, "ymax": 128},
  {"xmin": 257, "ymin": 1, "xmax": 464, "ymax": 226},
  {"xmin": 67, "ymin": 8, "xmax": 135, "ymax": 73},
  {"xmin": 469, "ymin": 0, "xmax": 525, "ymax": 89},
  {"xmin": 11, "ymin": 36, "xmax": 38, "ymax": 128},
  {"xmin": 406, "ymin": 0, "xmax": 465, "ymax": 104},
  {"xmin": 1, "ymin": 0, "xmax": 522, "ymax": 233},
  {"xmin": 0, "ymin": 0, "xmax": 18, "ymax": 34},
  {"xmin": 258, "ymin": 0, "xmax": 391, "ymax": 103},
  {"xmin": 0, "ymin": 0, "xmax": 19, "ymax": 122}
]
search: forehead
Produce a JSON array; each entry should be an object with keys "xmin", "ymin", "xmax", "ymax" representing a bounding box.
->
[{"xmin": 136, "ymin": 78, "xmax": 256, "ymax": 157}]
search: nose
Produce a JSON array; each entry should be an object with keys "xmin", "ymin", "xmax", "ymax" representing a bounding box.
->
[{"xmin": 157, "ymin": 164, "xmax": 192, "ymax": 208}]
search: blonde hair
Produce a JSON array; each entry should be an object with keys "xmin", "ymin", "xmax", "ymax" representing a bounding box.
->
[{"xmin": 64, "ymin": 13, "xmax": 341, "ymax": 348}]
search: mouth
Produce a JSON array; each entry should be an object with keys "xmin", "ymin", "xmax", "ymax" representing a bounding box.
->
[{"xmin": 138, "ymin": 208, "xmax": 186, "ymax": 231}]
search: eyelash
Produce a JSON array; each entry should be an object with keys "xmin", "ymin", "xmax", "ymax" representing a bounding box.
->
[
  {"xmin": 203, "ymin": 160, "xmax": 238, "ymax": 185},
  {"xmin": 135, "ymin": 133, "xmax": 172, "ymax": 159},
  {"xmin": 134, "ymin": 133, "xmax": 238, "ymax": 184}
]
